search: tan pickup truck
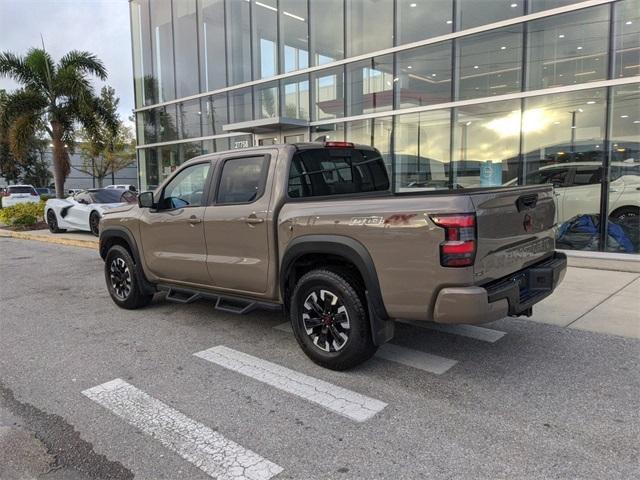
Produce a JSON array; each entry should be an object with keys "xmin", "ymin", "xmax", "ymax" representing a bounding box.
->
[{"xmin": 99, "ymin": 142, "xmax": 566, "ymax": 370}]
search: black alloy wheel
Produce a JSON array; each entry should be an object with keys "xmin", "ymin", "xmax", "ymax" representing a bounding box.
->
[{"xmin": 89, "ymin": 212, "xmax": 100, "ymax": 236}]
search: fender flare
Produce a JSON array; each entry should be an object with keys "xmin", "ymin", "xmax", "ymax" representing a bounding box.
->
[
  {"xmin": 280, "ymin": 235, "xmax": 393, "ymax": 346},
  {"xmin": 99, "ymin": 226, "xmax": 156, "ymax": 295}
]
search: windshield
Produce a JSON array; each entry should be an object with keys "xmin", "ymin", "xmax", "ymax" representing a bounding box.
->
[
  {"xmin": 8, "ymin": 186, "xmax": 37, "ymax": 194},
  {"xmin": 89, "ymin": 189, "xmax": 129, "ymax": 203}
]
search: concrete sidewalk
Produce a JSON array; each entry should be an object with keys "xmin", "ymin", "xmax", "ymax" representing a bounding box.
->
[{"xmin": 1, "ymin": 228, "xmax": 638, "ymax": 339}]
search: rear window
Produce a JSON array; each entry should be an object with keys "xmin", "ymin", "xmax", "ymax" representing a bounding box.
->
[
  {"xmin": 8, "ymin": 186, "xmax": 36, "ymax": 194},
  {"xmin": 288, "ymin": 148, "xmax": 389, "ymax": 198}
]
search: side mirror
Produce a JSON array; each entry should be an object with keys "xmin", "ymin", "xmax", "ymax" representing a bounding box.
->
[{"xmin": 138, "ymin": 191, "xmax": 155, "ymax": 209}]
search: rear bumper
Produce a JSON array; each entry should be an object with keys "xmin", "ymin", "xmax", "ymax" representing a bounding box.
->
[{"xmin": 433, "ymin": 252, "xmax": 567, "ymax": 324}]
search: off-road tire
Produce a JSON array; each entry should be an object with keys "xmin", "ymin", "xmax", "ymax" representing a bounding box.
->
[
  {"xmin": 290, "ymin": 268, "xmax": 377, "ymax": 370},
  {"xmin": 104, "ymin": 245, "xmax": 153, "ymax": 309},
  {"xmin": 46, "ymin": 210, "xmax": 66, "ymax": 233}
]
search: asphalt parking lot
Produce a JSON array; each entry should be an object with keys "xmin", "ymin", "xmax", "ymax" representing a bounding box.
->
[{"xmin": 1, "ymin": 237, "xmax": 638, "ymax": 479}]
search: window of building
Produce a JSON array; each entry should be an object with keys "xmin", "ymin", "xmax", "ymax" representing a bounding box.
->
[
  {"xmin": 529, "ymin": 1, "xmax": 585, "ymax": 13},
  {"xmin": 527, "ymin": 6, "xmax": 609, "ymax": 90},
  {"xmin": 149, "ymin": 0, "xmax": 175, "ymax": 102},
  {"xmin": 346, "ymin": 55, "xmax": 394, "ymax": 116},
  {"xmin": 157, "ymin": 105, "xmax": 179, "ymax": 143},
  {"xmin": 161, "ymin": 161, "xmax": 210, "ymax": 209},
  {"xmin": 173, "ymin": 0, "xmax": 199, "ymax": 98},
  {"xmin": 396, "ymin": 0, "xmax": 452, "ymax": 45},
  {"xmin": 199, "ymin": 0, "xmax": 226, "ymax": 91},
  {"xmin": 226, "ymin": 0, "xmax": 252, "ymax": 84},
  {"xmin": 346, "ymin": 119, "xmax": 371, "ymax": 146},
  {"xmin": 130, "ymin": 0, "xmax": 154, "ymax": 106},
  {"xmin": 158, "ymin": 144, "xmax": 179, "ymax": 184},
  {"xmin": 280, "ymin": 0, "xmax": 309, "ymax": 73},
  {"xmin": 452, "ymin": 100, "xmax": 522, "ymax": 188},
  {"xmin": 310, "ymin": 0, "xmax": 343, "ymax": 65},
  {"xmin": 252, "ymin": 0, "xmax": 278, "ymax": 79},
  {"xmin": 255, "ymin": 82, "xmax": 279, "ymax": 119},
  {"xmin": 614, "ymin": 0, "xmax": 640, "ymax": 79},
  {"xmin": 178, "ymin": 142, "xmax": 203, "ymax": 165},
  {"xmin": 312, "ymin": 67, "xmax": 345, "ymax": 121},
  {"xmin": 281, "ymin": 75, "xmax": 310, "ymax": 119},
  {"xmin": 178, "ymin": 99, "xmax": 202, "ymax": 139},
  {"xmin": 346, "ymin": 0, "xmax": 393, "ymax": 56},
  {"xmin": 217, "ymin": 156, "xmax": 267, "ymax": 204},
  {"xmin": 394, "ymin": 110, "xmax": 451, "ymax": 192},
  {"xmin": 607, "ymin": 83, "xmax": 640, "ymax": 253},
  {"xmin": 137, "ymin": 110, "xmax": 157, "ymax": 145},
  {"xmin": 373, "ymin": 117, "xmax": 393, "ymax": 171},
  {"xmin": 458, "ymin": 25, "xmax": 523, "ymax": 100},
  {"xmin": 288, "ymin": 148, "xmax": 389, "ymax": 198},
  {"xmin": 202, "ymin": 94, "xmax": 228, "ymax": 136},
  {"xmin": 311, "ymin": 123, "xmax": 345, "ymax": 142},
  {"xmin": 229, "ymin": 88, "xmax": 253, "ymax": 123},
  {"xmin": 458, "ymin": 0, "xmax": 524, "ymax": 30},
  {"xmin": 396, "ymin": 41, "xmax": 452, "ymax": 108}
]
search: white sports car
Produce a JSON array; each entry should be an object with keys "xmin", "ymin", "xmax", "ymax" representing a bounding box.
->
[{"xmin": 45, "ymin": 188, "xmax": 137, "ymax": 236}]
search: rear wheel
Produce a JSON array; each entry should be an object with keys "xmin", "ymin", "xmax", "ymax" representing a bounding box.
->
[
  {"xmin": 89, "ymin": 211, "xmax": 100, "ymax": 236},
  {"xmin": 610, "ymin": 206, "xmax": 639, "ymax": 223},
  {"xmin": 46, "ymin": 210, "xmax": 66, "ymax": 233},
  {"xmin": 104, "ymin": 245, "xmax": 153, "ymax": 309},
  {"xmin": 290, "ymin": 269, "xmax": 377, "ymax": 370}
]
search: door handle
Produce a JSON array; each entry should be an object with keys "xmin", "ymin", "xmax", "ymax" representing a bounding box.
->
[
  {"xmin": 245, "ymin": 215, "xmax": 264, "ymax": 225},
  {"xmin": 188, "ymin": 216, "xmax": 202, "ymax": 224}
]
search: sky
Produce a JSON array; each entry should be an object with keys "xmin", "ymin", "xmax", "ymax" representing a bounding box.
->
[{"xmin": 0, "ymin": 0, "xmax": 134, "ymax": 124}]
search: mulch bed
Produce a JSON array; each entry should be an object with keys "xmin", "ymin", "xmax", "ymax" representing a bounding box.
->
[{"xmin": 1, "ymin": 221, "xmax": 48, "ymax": 231}]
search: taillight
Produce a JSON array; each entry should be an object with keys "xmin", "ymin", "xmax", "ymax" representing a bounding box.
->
[
  {"xmin": 430, "ymin": 213, "xmax": 476, "ymax": 267},
  {"xmin": 324, "ymin": 141, "xmax": 354, "ymax": 148}
]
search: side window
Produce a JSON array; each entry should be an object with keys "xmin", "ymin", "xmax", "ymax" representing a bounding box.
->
[
  {"xmin": 160, "ymin": 162, "xmax": 211, "ymax": 209},
  {"xmin": 570, "ymin": 167, "xmax": 601, "ymax": 186},
  {"xmin": 216, "ymin": 156, "xmax": 267, "ymax": 205}
]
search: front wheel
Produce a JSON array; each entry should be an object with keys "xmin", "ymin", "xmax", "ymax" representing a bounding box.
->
[
  {"xmin": 46, "ymin": 210, "xmax": 66, "ymax": 233},
  {"xmin": 104, "ymin": 245, "xmax": 153, "ymax": 309},
  {"xmin": 290, "ymin": 269, "xmax": 377, "ymax": 371},
  {"xmin": 89, "ymin": 211, "xmax": 100, "ymax": 236}
]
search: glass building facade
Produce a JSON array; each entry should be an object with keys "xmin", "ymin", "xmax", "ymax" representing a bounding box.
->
[{"xmin": 130, "ymin": 0, "xmax": 640, "ymax": 254}]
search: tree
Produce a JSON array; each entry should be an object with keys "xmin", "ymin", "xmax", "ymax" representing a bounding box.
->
[
  {"xmin": 0, "ymin": 48, "xmax": 114, "ymax": 197},
  {"xmin": 76, "ymin": 86, "xmax": 135, "ymax": 187}
]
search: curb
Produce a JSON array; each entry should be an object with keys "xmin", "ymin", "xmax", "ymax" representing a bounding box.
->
[{"xmin": 0, "ymin": 229, "xmax": 98, "ymax": 250}]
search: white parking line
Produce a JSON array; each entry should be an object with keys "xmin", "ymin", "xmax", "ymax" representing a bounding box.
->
[
  {"xmin": 273, "ymin": 322, "xmax": 457, "ymax": 374},
  {"xmin": 401, "ymin": 320, "xmax": 506, "ymax": 343},
  {"xmin": 194, "ymin": 346, "xmax": 387, "ymax": 422},
  {"xmin": 82, "ymin": 379, "xmax": 283, "ymax": 480},
  {"xmin": 376, "ymin": 343, "xmax": 457, "ymax": 374}
]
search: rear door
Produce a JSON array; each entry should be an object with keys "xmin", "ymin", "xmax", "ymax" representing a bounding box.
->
[
  {"xmin": 471, "ymin": 185, "xmax": 556, "ymax": 283},
  {"xmin": 203, "ymin": 152, "xmax": 274, "ymax": 294}
]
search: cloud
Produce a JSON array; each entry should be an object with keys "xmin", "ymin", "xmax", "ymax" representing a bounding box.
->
[{"xmin": 0, "ymin": 0, "xmax": 134, "ymax": 121}]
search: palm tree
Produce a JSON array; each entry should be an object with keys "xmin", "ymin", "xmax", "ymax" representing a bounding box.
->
[{"xmin": 0, "ymin": 48, "xmax": 114, "ymax": 198}]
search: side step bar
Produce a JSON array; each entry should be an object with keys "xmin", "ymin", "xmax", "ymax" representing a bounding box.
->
[{"xmin": 159, "ymin": 285, "xmax": 281, "ymax": 315}]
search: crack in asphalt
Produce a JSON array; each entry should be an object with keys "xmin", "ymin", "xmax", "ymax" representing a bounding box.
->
[{"xmin": 0, "ymin": 380, "xmax": 134, "ymax": 480}]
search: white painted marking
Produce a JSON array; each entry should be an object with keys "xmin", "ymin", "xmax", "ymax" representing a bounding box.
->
[
  {"xmin": 401, "ymin": 320, "xmax": 506, "ymax": 343},
  {"xmin": 194, "ymin": 346, "xmax": 387, "ymax": 422},
  {"xmin": 376, "ymin": 343, "xmax": 457, "ymax": 374},
  {"xmin": 273, "ymin": 322, "xmax": 457, "ymax": 374},
  {"xmin": 82, "ymin": 379, "xmax": 283, "ymax": 480},
  {"xmin": 273, "ymin": 322, "xmax": 293, "ymax": 333}
]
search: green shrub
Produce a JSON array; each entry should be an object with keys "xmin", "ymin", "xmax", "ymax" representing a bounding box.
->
[{"xmin": 0, "ymin": 201, "xmax": 46, "ymax": 227}]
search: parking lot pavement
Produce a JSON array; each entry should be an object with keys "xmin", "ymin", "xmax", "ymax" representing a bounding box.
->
[{"xmin": 1, "ymin": 237, "xmax": 639, "ymax": 479}]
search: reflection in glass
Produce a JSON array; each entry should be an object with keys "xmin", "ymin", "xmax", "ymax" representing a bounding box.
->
[
  {"xmin": 130, "ymin": 0, "xmax": 154, "ymax": 106},
  {"xmin": 310, "ymin": 0, "xmax": 343, "ymax": 65},
  {"xmin": 178, "ymin": 99, "xmax": 202, "ymax": 139},
  {"xmin": 527, "ymin": 6, "xmax": 609, "ymax": 90},
  {"xmin": 396, "ymin": 42, "xmax": 452, "ymax": 108},
  {"xmin": 458, "ymin": 26, "xmax": 522, "ymax": 100},
  {"xmin": 373, "ymin": 117, "xmax": 393, "ymax": 171},
  {"xmin": 173, "ymin": 0, "xmax": 199, "ymax": 98},
  {"xmin": 346, "ymin": 0, "xmax": 393, "ymax": 56},
  {"xmin": 255, "ymin": 82, "xmax": 279, "ymax": 119},
  {"xmin": 346, "ymin": 55, "xmax": 394, "ymax": 116},
  {"xmin": 458, "ymin": 0, "xmax": 523, "ymax": 30},
  {"xmin": 452, "ymin": 100, "xmax": 521, "ymax": 188},
  {"xmin": 159, "ymin": 144, "xmax": 179, "ymax": 184},
  {"xmin": 281, "ymin": 75, "xmax": 310, "ymax": 119},
  {"xmin": 202, "ymin": 94, "xmax": 228, "ymax": 136},
  {"xmin": 227, "ymin": 0, "xmax": 252, "ymax": 84},
  {"xmin": 394, "ymin": 110, "xmax": 451, "ymax": 191},
  {"xmin": 614, "ymin": 0, "xmax": 640, "ymax": 79},
  {"xmin": 346, "ymin": 120, "xmax": 371, "ymax": 147},
  {"xmin": 229, "ymin": 88, "xmax": 253, "ymax": 123},
  {"xmin": 179, "ymin": 142, "xmax": 203, "ymax": 165},
  {"xmin": 312, "ymin": 67, "xmax": 345, "ymax": 121},
  {"xmin": 607, "ymin": 83, "xmax": 640, "ymax": 253},
  {"xmin": 396, "ymin": 0, "xmax": 452, "ymax": 45},
  {"xmin": 156, "ymin": 105, "xmax": 179, "ymax": 143},
  {"xmin": 150, "ymin": 0, "xmax": 175, "ymax": 102},
  {"xmin": 199, "ymin": 0, "xmax": 226, "ymax": 91},
  {"xmin": 253, "ymin": 0, "xmax": 278, "ymax": 79},
  {"xmin": 281, "ymin": 0, "xmax": 309, "ymax": 73},
  {"xmin": 311, "ymin": 123, "xmax": 345, "ymax": 142},
  {"xmin": 529, "ymin": 0, "xmax": 584, "ymax": 13}
]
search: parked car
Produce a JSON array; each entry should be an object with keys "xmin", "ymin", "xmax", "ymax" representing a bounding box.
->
[
  {"xmin": 1, "ymin": 185, "xmax": 40, "ymax": 208},
  {"xmin": 99, "ymin": 142, "xmax": 566, "ymax": 370},
  {"xmin": 45, "ymin": 188, "xmax": 137, "ymax": 236},
  {"xmin": 105, "ymin": 184, "xmax": 137, "ymax": 192},
  {"xmin": 36, "ymin": 187, "xmax": 56, "ymax": 199},
  {"xmin": 67, "ymin": 188, "xmax": 84, "ymax": 196}
]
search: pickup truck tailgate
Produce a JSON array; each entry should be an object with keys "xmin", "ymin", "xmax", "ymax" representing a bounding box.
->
[{"xmin": 471, "ymin": 185, "xmax": 556, "ymax": 283}]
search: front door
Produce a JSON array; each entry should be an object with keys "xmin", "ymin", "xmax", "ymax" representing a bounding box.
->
[
  {"xmin": 203, "ymin": 152, "xmax": 274, "ymax": 295},
  {"xmin": 139, "ymin": 161, "xmax": 212, "ymax": 285}
]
